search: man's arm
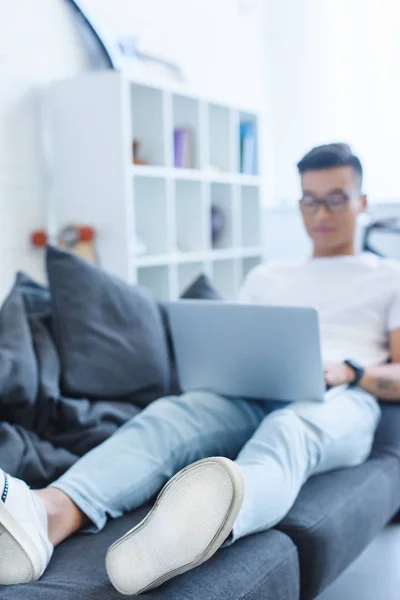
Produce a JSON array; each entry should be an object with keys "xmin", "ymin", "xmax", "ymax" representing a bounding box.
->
[{"xmin": 360, "ymin": 329, "xmax": 400, "ymax": 401}]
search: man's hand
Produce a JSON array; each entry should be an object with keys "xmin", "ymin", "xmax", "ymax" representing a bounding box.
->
[{"xmin": 324, "ymin": 362, "xmax": 355, "ymax": 388}]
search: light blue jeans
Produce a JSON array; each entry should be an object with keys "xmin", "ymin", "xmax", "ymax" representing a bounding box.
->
[{"xmin": 53, "ymin": 385, "xmax": 380, "ymax": 542}]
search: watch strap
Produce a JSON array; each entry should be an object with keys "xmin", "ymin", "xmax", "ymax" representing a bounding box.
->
[{"xmin": 344, "ymin": 360, "xmax": 365, "ymax": 387}]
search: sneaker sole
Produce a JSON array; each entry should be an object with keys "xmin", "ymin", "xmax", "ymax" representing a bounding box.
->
[
  {"xmin": 0, "ymin": 501, "xmax": 43, "ymax": 584},
  {"xmin": 105, "ymin": 457, "xmax": 244, "ymax": 595}
]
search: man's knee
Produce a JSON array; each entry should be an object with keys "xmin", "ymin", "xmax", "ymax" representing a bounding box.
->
[
  {"xmin": 261, "ymin": 408, "xmax": 316, "ymax": 448},
  {"xmin": 335, "ymin": 430, "xmax": 376, "ymax": 468},
  {"xmin": 286, "ymin": 394, "xmax": 380, "ymax": 473},
  {"xmin": 264, "ymin": 408, "xmax": 300, "ymax": 430},
  {"xmin": 261, "ymin": 405, "xmax": 373, "ymax": 472}
]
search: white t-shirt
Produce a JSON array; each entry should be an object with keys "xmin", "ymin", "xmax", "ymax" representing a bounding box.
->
[{"xmin": 239, "ymin": 253, "xmax": 400, "ymax": 367}]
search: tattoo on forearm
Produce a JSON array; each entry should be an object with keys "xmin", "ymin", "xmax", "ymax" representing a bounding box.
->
[{"xmin": 377, "ymin": 377, "xmax": 399, "ymax": 392}]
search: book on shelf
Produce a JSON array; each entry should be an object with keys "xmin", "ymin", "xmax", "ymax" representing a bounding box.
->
[
  {"xmin": 240, "ymin": 121, "xmax": 256, "ymax": 175},
  {"xmin": 174, "ymin": 128, "xmax": 192, "ymax": 168}
]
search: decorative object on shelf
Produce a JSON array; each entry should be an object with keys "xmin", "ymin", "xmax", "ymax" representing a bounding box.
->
[
  {"xmin": 211, "ymin": 205, "xmax": 225, "ymax": 247},
  {"xmin": 31, "ymin": 224, "xmax": 97, "ymax": 263},
  {"xmin": 173, "ymin": 128, "xmax": 192, "ymax": 168},
  {"xmin": 118, "ymin": 36, "xmax": 185, "ymax": 82},
  {"xmin": 240, "ymin": 121, "xmax": 256, "ymax": 175},
  {"xmin": 132, "ymin": 139, "xmax": 148, "ymax": 165}
]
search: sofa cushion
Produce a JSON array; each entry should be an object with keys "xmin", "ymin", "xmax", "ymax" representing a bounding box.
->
[
  {"xmin": 15, "ymin": 272, "xmax": 52, "ymax": 317},
  {"xmin": 0, "ymin": 276, "xmax": 40, "ymax": 428},
  {"xmin": 372, "ymin": 402, "xmax": 400, "ymax": 458},
  {"xmin": 277, "ymin": 450, "xmax": 400, "ymax": 600},
  {"xmin": 47, "ymin": 246, "xmax": 170, "ymax": 407},
  {"xmin": 181, "ymin": 273, "xmax": 222, "ymax": 300},
  {"xmin": 0, "ymin": 506, "xmax": 300, "ymax": 600},
  {"xmin": 373, "ymin": 403, "xmax": 400, "ymax": 524}
]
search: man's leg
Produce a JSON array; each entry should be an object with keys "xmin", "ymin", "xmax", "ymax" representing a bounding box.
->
[
  {"xmin": 231, "ymin": 385, "xmax": 381, "ymax": 541},
  {"xmin": 0, "ymin": 391, "xmax": 268, "ymax": 585},
  {"xmin": 102, "ymin": 387, "xmax": 380, "ymax": 595}
]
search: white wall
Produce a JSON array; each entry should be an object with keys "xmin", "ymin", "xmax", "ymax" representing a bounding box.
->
[
  {"xmin": 88, "ymin": 0, "xmax": 267, "ymax": 110},
  {"xmin": 0, "ymin": 0, "xmax": 268, "ymax": 301},
  {"xmin": 266, "ymin": 0, "xmax": 400, "ymax": 206},
  {"xmin": 0, "ymin": 0, "xmax": 90, "ymax": 299}
]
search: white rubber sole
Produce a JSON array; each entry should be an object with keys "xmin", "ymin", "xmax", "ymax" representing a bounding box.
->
[
  {"xmin": 106, "ymin": 457, "xmax": 244, "ymax": 596},
  {"xmin": 0, "ymin": 501, "xmax": 43, "ymax": 584}
]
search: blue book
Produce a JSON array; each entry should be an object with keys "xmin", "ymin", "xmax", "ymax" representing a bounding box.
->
[{"xmin": 240, "ymin": 121, "xmax": 256, "ymax": 175}]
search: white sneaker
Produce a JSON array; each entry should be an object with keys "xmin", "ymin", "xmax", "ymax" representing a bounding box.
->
[
  {"xmin": 0, "ymin": 470, "xmax": 53, "ymax": 585},
  {"xmin": 106, "ymin": 457, "xmax": 244, "ymax": 596}
]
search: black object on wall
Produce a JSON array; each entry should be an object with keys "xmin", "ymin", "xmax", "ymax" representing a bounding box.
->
[
  {"xmin": 64, "ymin": 0, "xmax": 115, "ymax": 68},
  {"xmin": 64, "ymin": 0, "xmax": 185, "ymax": 81}
]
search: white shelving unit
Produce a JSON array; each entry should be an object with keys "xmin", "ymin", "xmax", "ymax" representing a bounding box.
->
[{"xmin": 48, "ymin": 71, "xmax": 264, "ymax": 300}]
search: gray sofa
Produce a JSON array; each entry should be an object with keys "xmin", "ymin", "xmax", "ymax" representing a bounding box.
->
[
  {"xmin": 2, "ymin": 407, "xmax": 399, "ymax": 600},
  {"xmin": 1, "ymin": 250, "xmax": 400, "ymax": 599}
]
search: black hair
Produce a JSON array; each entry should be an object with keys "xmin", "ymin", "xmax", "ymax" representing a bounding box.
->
[{"xmin": 297, "ymin": 143, "xmax": 363, "ymax": 183}]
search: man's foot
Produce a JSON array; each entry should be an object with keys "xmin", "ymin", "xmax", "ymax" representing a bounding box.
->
[
  {"xmin": 106, "ymin": 457, "xmax": 244, "ymax": 596},
  {"xmin": 0, "ymin": 470, "xmax": 53, "ymax": 585}
]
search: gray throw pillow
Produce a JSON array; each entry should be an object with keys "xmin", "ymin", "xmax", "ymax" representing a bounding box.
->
[
  {"xmin": 0, "ymin": 277, "xmax": 39, "ymax": 428},
  {"xmin": 181, "ymin": 274, "xmax": 222, "ymax": 300},
  {"xmin": 46, "ymin": 246, "xmax": 170, "ymax": 407}
]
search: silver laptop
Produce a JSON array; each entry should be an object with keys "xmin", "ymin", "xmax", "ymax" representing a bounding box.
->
[{"xmin": 166, "ymin": 301, "xmax": 325, "ymax": 403}]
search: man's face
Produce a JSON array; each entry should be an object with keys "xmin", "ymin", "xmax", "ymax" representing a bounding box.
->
[{"xmin": 300, "ymin": 166, "xmax": 367, "ymax": 255}]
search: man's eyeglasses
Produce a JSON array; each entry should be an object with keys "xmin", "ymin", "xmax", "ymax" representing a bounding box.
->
[{"xmin": 299, "ymin": 191, "xmax": 351, "ymax": 215}]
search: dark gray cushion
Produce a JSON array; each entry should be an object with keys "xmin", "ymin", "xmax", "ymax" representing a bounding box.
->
[
  {"xmin": 372, "ymin": 402, "xmax": 400, "ymax": 458},
  {"xmin": 0, "ymin": 506, "xmax": 300, "ymax": 600},
  {"xmin": 181, "ymin": 274, "xmax": 222, "ymax": 300},
  {"xmin": 47, "ymin": 246, "xmax": 170, "ymax": 408},
  {"xmin": 0, "ymin": 278, "xmax": 39, "ymax": 428},
  {"xmin": 15, "ymin": 272, "xmax": 52, "ymax": 317},
  {"xmin": 373, "ymin": 403, "xmax": 400, "ymax": 523},
  {"xmin": 277, "ymin": 450, "xmax": 400, "ymax": 600}
]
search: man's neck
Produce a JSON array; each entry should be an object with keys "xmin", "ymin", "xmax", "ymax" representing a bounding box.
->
[
  {"xmin": 312, "ymin": 243, "xmax": 356, "ymax": 259},
  {"xmin": 312, "ymin": 245, "xmax": 356, "ymax": 258}
]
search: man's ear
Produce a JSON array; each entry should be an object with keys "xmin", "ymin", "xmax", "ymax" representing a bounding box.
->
[{"xmin": 360, "ymin": 194, "xmax": 368, "ymax": 213}]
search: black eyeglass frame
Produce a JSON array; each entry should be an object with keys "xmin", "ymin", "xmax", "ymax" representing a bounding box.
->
[{"xmin": 299, "ymin": 190, "xmax": 356, "ymax": 214}]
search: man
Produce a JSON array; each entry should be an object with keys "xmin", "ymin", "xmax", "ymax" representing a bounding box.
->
[{"xmin": 1, "ymin": 143, "xmax": 400, "ymax": 595}]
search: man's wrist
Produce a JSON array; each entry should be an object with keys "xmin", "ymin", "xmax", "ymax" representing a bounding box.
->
[{"xmin": 343, "ymin": 360, "xmax": 365, "ymax": 387}]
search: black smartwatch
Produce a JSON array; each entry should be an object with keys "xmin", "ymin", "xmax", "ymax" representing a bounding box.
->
[{"xmin": 344, "ymin": 360, "xmax": 365, "ymax": 387}]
